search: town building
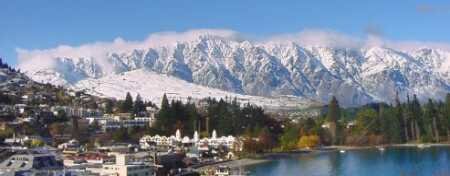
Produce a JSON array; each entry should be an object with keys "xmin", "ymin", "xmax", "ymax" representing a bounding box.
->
[
  {"xmin": 139, "ymin": 129, "xmax": 239, "ymax": 151},
  {"xmin": 4, "ymin": 135, "xmax": 48, "ymax": 146},
  {"xmin": 0, "ymin": 151, "xmax": 65, "ymax": 175},
  {"xmin": 96, "ymin": 153, "xmax": 153, "ymax": 176},
  {"xmin": 86, "ymin": 114, "xmax": 155, "ymax": 131}
]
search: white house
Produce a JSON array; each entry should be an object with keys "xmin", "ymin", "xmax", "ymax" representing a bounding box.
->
[
  {"xmin": 86, "ymin": 114, "xmax": 155, "ymax": 130},
  {"xmin": 139, "ymin": 129, "xmax": 238, "ymax": 151}
]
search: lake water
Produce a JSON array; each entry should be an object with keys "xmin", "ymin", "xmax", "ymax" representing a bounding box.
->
[{"xmin": 245, "ymin": 147, "xmax": 450, "ymax": 176}]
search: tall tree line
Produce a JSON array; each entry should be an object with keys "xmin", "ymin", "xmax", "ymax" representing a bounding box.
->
[
  {"xmin": 349, "ymin": 93, "xmax": 450, "ymax": 144},
  {"xmin": 153, "ymin": 95, "xmax": 282, "ymax": 139}
]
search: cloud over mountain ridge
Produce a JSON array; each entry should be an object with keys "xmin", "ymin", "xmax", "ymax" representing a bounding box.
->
[{"xmin": 17, "ymin": 29, "xmax": 450, "ymax": 107}]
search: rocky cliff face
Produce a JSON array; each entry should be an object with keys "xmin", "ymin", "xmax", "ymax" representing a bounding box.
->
[{"xmin": 19, "ymin": 35, "xmax": 450, "ymax": 107}]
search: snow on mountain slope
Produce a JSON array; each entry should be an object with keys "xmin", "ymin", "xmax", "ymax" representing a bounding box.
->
[
  {"xmin": 72, "ymin": 69, "xmax": 316, "ymax": 109},
  {"xmin": 18, "ymin": 31, "xmax": 450, "ymax": 107}
]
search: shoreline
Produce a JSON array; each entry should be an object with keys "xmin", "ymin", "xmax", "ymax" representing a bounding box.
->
[
  {"xmin": 325, "ymin": 142, "xmax": 450, "ymax": 150},
  {"xmin": 195, "ymin": 158, "xmax": 270, "ymax": 170},
  {"xmin": 194, "ymin": 143, "xmax": 450, "ymax": 171}
]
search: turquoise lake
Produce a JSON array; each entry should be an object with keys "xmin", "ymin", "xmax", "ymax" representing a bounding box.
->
[{"xmin": 245, "ymin": 147, "xmax": 450, "ymax": 176}]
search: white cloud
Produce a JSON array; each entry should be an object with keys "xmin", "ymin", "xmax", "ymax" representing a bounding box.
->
[
  {"xmin": 262, "ymin": 29, "xmax": 363, "ymax": 48},
  {"xmin": 17, "ymin": 29, "xmax": 240, "ymax": 71},
  {"xmin": 142, "ymin": 29, "xmax": 241, "ymax": 47},
  {"xmin": 17, "ymin": 28, "xmax": 450, "ymax": 71}
]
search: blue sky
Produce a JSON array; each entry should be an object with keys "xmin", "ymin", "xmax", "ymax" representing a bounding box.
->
[{"xmin": 2, "ymin": 0, "xmax": 450, "ymax": 66}]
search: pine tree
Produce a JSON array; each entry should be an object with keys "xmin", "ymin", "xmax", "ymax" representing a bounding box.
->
[
  {"xmin": 121, "ymin": 92, "xmax": 134, "ymax": 113},
  {"xmin": 155, "ymin": 94, "xmax": 171, "ymax": 134},
  {"xmin": 379, "ymin": 103, "xmax": 392, "ymax": 143},
  {"xmin": 394, "ymin": 93, "xmax": 407, "ymax": 142},
  {"xmin": 186, "ymin": 103, "xmax": 199, "ymax": 135},
  {"xmin": 133, "ymin": 94, "xmax": 145, "ymax": 115},
  {"xmin": 0, "ymin": 57, "xmax": 7, "ymax": 69},
  {"xmin": 161, "ymin": 94, "xmax": 169, "ymax": 111},
  {"xmin": 424, "ymin": 99, "xmax": 439, "ymax": 142},
  {"xmin": 0, "ymin": 57, "xmax": 15, "ymax": 72},
  {"xmin": 327, "ymin": 96, "xmax": 341, "ymax": 145},
  {"xmin": 411, "ymin": 95, "xmax": 422, "ymax": 141},
  {"xmin": 327, "ymin": 96, "xmax": 340, "ymax": 123},
  {"xmin": 385, "ymin": 106, "xmax": 401, "ymax": 143},
  {"xmin": 445, "ymin": 93, "xmax": 450, "ymax": 140},
  {"xmin": 104, "ymin": 100, "xmax": 113, "ymax": 114},
  {"xmin": 404, "ymin": 95, "xmax": 412, "ymax": 141}
]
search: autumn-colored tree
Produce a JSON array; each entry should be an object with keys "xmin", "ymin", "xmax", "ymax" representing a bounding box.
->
[
  {"xmin": 258, "ymin": 127, "xmax": 274, "ymax": 152},
  {"xmin": 297, "ymin": 135, "xmax": 320, "ymax": 149},
  {"xmin": 0, "ymin": 127, "xmax": 14, "ymax": 140},
  {"xmin": 30, "ymin": 139, "xmax": 45, "ymax": 147},
  {"xmin": 242, "ymin": 138, "xmax": 259, "ymax": 153}
]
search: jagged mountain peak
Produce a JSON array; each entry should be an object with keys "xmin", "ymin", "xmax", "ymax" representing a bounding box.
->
[{"xmin": 18, "ymin": 36, "xmax": 450, "ymax": 107}]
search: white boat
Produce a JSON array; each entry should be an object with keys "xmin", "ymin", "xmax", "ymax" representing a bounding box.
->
[
  {"xmin": 417, "ymin": 144, "xmax": 430, "ymax": 149},
  {"xmin": 339, "ymin": 150, "xmax": 346, "ymax": 153},
  {"xmin": 376, "ymin": 146, "xmax": 385, "ymax": 151}
]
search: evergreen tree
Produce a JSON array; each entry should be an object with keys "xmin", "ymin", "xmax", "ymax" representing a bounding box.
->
[
  {"xmin": 121, "ymin": 92, "xmax": 134, "ymax": 113},
  {"xmin": 356, "ymin": 108, "xmax": 380, "ymax": 135},
  {"xmin": 162, "ymin": 94, "xmax": 169, "ymax": 109},
  {"xmin": 424, "ymin": 99, "xmax": 439, "ymax": 142},
  {"xmin": 0, "ymin": 57, "xmax": 13, "ymax": 71},
  {"xmin": 411, "ymin": 95, "xmax": 422, "ymax": 141},
  {"xmin": 279, "ymin": 125, "xmax": 300, "ymax": 150},
  {"xmin": 445, "ymin": 94, "xmax": 450, "ymax": 140},
  {"xmin": 155, "ymin": 94, "xmax": 171, "ymax": 134},
  {"xmin": 133, "ymin": 94, "xmax": 145, "ymax": 115},
  {"xmin": 404, "ymin": 95, "xmax": 413, "ymax": 141},
  {"xmin": 384, "ymin": 106, "xmax": 401, "ymax": 143},
  {"xmin": 112, "ymin": 128, "xmax": 129, "ymax": 142},
  {"xmin": 186, "ymin": 103, "xmax": 200, "ymax": 134},
  {"xmin": 104, "ymin": 99, "xmax": 113, "ymax": 114},
  {"xmin": 379, "ymin": 103, "xmax": 397, "ymax": 143},
  {"xmin": 379, "ymin": 103, "xmax": 387, "ymax": 135},
  {"xmin": 327, "ymin": 96, "xmax": 340, "ymax": 123},
  {"xmin": 327, "ymin": 96, "xmax": 341, "ymax": 145},
  {"xmin": 394, "ymin": 93, "xmax": 407, "ymax": 142}
]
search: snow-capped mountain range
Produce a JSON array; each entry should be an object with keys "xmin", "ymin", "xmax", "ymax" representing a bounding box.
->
[{"xmin": 18, "ymin": 33, "xmax": 450, "ymax": 107}]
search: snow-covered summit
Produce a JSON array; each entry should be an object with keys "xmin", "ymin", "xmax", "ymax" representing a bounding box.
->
[{"xmin": 18, "ymin": 33, "xmax": 450, "ymax": 107}]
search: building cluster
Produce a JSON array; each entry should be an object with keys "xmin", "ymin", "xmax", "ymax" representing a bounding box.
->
[
  {"xmin": 140, "ymin": 129, "xmax": 241, "ymax": 161},
  {"xmin": 0, "ymin": 151, "xmax": 64, "ymax": 176},
  {"xmin": 0, "ymin": 69, "xmax": 244, "ymax": 175},
  {"xmin": 0, "ymin": 129, "xmax": 241, "ymax": 176},
  {"xmin": 0, "ymin": 149, "xmax": 155, "ymax": 176},
  {"xmin": 85, "ymin": 112, "xmax": 156, "ymax": 131},
  {"xmin": 140, "ymin": 130, "xmax": 238, "ymax": 151}
]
